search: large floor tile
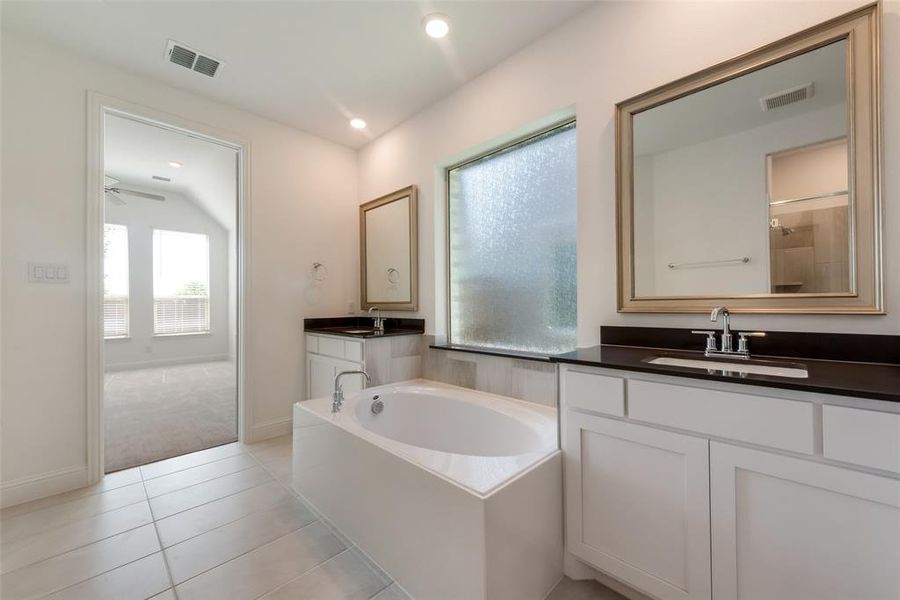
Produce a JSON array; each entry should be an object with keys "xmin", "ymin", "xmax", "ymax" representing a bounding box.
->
[
  {"xmin": 175, "ymin": 521, "xmax": 346, "ymax": 600},
  {"xmin": 140, "ymin": 442, "xmax": 243, "ymax": 481},
  {"xmin": 143, "ymin": 453, "xmax": 258, "ymax": 498},
  {"xmin": 154, "ymin": 480, "xmax": 293, "ymax": 548},
  {"xmin": 1, "ymin": 483, "xmax": 146, "ymax": 545},
  {"xmin": 246, "ymin": 440, "xmax": 293, "ymax": 465},
  {"xmin": 0, "ymin": 524, "xmax": 160, "ymax": 599},
  {"xmin": 546, "ymin": 577, "xmax": 629, "ymax": 600},
  {"xmin": 1, "ymin": 501, "xmax": 153, "ymax": 574},
  {"xmin": 262, "ymin": 547, "xmax": 391, "ymax": 600},
  {"xmin": 165, "ymin": 498, "xmax": 317, "ymax": 583},
  {"xmin": 42, "ymin": 552, "xmax": 171, "ymax": 600},
  {"xmin": 147, "ymin": 590, "xmax": 177, "ymax": 600},
  {"xmin": 0, "ymin": 468, "xmax": 142, "ymax": 522},
  {"xmin": 148, "ymin": 466, "xmax": 271, "ymax": 519}
]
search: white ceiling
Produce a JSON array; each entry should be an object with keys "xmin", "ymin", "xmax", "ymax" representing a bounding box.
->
[
  {"xmin": 105, "ymin": 114, "xmax": 238, "ymax": 231},
  {"xmin": 634, "ymin": 39, "xmax": 847, "ymax": 156},
  {"xmin": 2, "ymin": 1, "xmax": 593, "ymax": 148}
]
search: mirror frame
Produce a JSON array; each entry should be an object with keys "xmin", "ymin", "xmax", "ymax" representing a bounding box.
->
[
  {"xmin": 360, "ymin": 185, "xmax": 418, "ymax": 311},
  {"xmin": 616, "ymin": 3, "xmax": 882, "ymax": 313}
]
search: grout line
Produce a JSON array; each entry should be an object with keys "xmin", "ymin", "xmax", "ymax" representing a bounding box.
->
[
  {"xmin": 143, "ymin": 462, "xmax": 261, "ymax": 499},
  {"xmin": 248, "ymin": 546, "xmax": 357, "ymax": 600},
  {"xmin": 1, "ymin": 479, "xmax": 146, "ymax": 525},
  {"xmin": 140, "ymin": 471, "xmax": 179, "ymax": 599}
]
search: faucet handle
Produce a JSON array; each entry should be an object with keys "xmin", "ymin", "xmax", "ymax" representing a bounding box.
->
[
  {"xmin": 691, "ymin": 330, "xmax": 718, "ymax": 353},
  {"xmin": 737, "ymin": 331, "xmax": 766, "ymax": 354}
]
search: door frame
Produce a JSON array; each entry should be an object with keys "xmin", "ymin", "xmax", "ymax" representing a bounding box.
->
[{"xmin": 86, "ymin": 92, "xmax": 251, "ymax": 482}]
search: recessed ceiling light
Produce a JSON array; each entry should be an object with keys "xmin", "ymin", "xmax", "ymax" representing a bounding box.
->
[
  {"xmin": 423, "ymin": 13, "xmax": 450, "ymax": 39},
  {"xmin": 168, "ymin": 161, "xmax": 183, "ymax": 168},
  {"xmin": 350, "ymin": 118, "xmax": 367, "ymax": 130}
]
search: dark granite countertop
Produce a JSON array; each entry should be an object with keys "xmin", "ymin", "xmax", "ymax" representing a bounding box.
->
[
  {"xmin": 304, "ymin": 316, "xmax": 424, "ymax": 339},
  {"xmin": 552, "ymin": 344, "xmax": 900, "ymax": 403}
]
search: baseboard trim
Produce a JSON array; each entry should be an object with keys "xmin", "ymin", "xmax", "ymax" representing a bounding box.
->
[
  {"xmin": 1, "ymin": 464, "xmax": 89, "ymax": 509},
  {"xmin": 105, "ymin": 354, "xmax": 231, "ymax": 372},
  {"xmin": 248, "ymin": 416, "xmax": 293, "ymax": 443}
]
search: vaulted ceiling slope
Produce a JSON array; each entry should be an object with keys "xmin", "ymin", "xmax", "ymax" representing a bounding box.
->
[{"xmin": 2, "ymin": 1, "xmax": 593, "ymax": 148}]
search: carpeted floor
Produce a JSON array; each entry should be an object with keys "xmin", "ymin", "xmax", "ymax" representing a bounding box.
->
[{"xmin": 104, "ymin": 360, "xmax": 237, "ymax": 472}]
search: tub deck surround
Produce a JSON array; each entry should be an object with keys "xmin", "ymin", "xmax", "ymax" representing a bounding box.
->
[
  {"xmin": 304, "ymin": 316, "xmax": 425, "ymax": 338},
  {"xmin": 298, "ymin": 380, "xmax": 557, "ymax": 496},
  {"xmin": 292, "ymin": 379, "xmax": 563, "ymax": 599},
  {"xmin": 552, "ymin": 327, "xmax": 900, "ymax": 403}
]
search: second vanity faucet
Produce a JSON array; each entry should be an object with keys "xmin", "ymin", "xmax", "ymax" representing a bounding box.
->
[
  {"xmin": 368, "ymin": 306, "xmax": 384, "ymax": 333},
  {"xmin": 692, "ymin": 306, "xmax": 765, "ymax": 358}
]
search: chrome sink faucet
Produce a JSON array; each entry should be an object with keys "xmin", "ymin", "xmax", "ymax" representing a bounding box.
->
[
  {"xmin": 692, "ymin": 306, "xmax": 765, "ymax": 359},
  {"xmin": 368, "ymin": 306, "xmax": 384, "ymax": 332},
  {"xmin": 332, "ymin": 370, "xmax": 371, "ymax": 413}
]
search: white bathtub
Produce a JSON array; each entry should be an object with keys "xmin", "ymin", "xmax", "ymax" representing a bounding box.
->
[{"xmin": 292, "ymin": 380, "xmax": 562, "ymax": 600}]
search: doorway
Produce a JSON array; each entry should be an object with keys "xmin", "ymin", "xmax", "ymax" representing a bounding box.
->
[{"xmin": 93, "ymin": 103, "xmax": 245, "ymax": 474}]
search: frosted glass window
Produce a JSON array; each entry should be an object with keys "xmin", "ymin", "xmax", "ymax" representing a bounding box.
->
[{"xmin": 448, "ymin": 121, "xmax": 577, "ymax": 354}]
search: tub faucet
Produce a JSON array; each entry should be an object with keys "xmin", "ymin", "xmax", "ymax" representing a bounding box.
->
[
  {"xmin": 368, "ymin": 306, "xmax": 384, "ymax": 332},
  {"xmin": 332, "ymin": 370, "xmax": 370, "ymax": 413}
]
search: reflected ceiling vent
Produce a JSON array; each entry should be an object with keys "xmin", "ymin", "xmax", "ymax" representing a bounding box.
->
[
  {"xmin": 760, "ymin": 82, "xmax": 814, "ymax": 111},
  {"xmin": 165, "ymin": 40, "xmax": 223, "ymax": 78},
  {"xmin": 152, "ymin": 175, "xmax": 171, "ymax": 182}
]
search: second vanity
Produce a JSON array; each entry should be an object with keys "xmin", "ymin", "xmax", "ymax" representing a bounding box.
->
[
  {"xmin": 552, "ymin": 326, "xmax": 900, "ymax": 600},
  {"xmin": 304, "ymin": 316, "xmax": 424, "ymax": 399}
]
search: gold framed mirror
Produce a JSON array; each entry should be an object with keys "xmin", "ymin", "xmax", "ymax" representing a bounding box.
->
[
  {"xmin": 360, "ymin": 185, "xmax": 418, "ymax": 311},
  {"xmin": 616, "ymin": 4, "xmax": 882, "ymax": 313}
]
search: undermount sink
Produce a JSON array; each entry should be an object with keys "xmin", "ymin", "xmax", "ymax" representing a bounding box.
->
[{"xmin": 648, "ymin": 356, "xmax": 809, "ymax": 379}]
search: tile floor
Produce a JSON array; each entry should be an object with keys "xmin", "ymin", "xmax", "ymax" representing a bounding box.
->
[
  {"xmin": 1, "ymin": 434, "xmax": 625, "ymax": 600},
  {"xmin": 104, "ymin": 361, "xmax": 238, "ymax": 472}
]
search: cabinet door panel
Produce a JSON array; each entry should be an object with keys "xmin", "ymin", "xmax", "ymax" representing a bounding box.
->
[
  {"xmin": 711, "ymin": 442, "xmax": 900, "ymax": 600},
  {"xmin": 565, "ymin": 412, "xmax": 711, "ymax": 600},
  {"xmin": 307, "ymin": 354, "xmax": 335, "ymax": 400}
]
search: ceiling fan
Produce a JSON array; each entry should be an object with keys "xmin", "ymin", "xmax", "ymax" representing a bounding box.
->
[{"xmin": 104, "ymin": 176, "xmax": 165, "ymax": 205}]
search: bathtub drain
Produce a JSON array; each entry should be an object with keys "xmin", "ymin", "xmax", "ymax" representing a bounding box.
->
[{"xmin": 370, "ymin": 396, "xmax": 384, "ymax": 415}]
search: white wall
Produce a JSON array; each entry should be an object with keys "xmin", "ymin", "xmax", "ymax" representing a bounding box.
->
[
  {"xmin": 635, "ymin": 103, "xmax": 846, "ymax": 297},
  {"xmin": 357, "ymin": 0, "xmax": 900, "ymax": 345},
  {"xmin": 1, "ymin": 32, "xmax": 358, "ymax": 503},
  {"xmin": 104, "ymin": 186, "xmax": 231, "ymax": 369}
]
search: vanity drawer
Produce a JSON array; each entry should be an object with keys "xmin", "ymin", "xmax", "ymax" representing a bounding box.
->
[
  {"xmin": 628, "ymin": 379, "xmax": 814, "ymax": 454},
  {"xmin": 316, "ymin": 335, "xmax": 346, "ymax": 359},
  {"xmin": 823, "ymin": 405, "xmax": 900, "ymax": 474},
  {"xmin": 562, "ymin": 369, "xmax": 624, "ymax": 416}
]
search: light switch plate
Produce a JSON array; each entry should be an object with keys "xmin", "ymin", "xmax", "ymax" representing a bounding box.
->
[{"xmin": 29, "ymin": 262, "xmax": 70, "ymax": 283}]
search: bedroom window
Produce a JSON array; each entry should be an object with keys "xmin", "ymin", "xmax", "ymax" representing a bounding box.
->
[
  {"xmin": 153, "ymin": 229, "xmax": 210, "ymax": 335},
  {"xmin": 103, "ymin": 223, "xmax": 130, "ymax": 338}
]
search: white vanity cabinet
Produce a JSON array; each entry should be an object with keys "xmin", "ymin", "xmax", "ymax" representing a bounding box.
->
[
  {"xmin": 305, "ymin": 334, "xmax": 367, "ymax": 399},
  {"xmin": 561, "ymin": 365, "xmax": 900, "ymax": 600},
  {"xmin": 305, "ymin": 331, "xmax": 422, "ymax": 400}
]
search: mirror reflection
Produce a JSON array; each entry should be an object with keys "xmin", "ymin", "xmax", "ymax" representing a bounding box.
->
[{"xmin": 632, "ymin": 40, "xmax": 849, "ymax": 298}]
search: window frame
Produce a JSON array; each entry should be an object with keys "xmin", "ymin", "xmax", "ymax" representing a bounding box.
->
[
  {"xmin": 103, "ymin": 223, "xmax": 130, "ymax": 340},
  {"xmin": 151, "ymin": 227, "xmax": 211, "ymax": 337},
  {"xmin": 443, "ymin": 117, "xmax": 577, "ymax": 354}
]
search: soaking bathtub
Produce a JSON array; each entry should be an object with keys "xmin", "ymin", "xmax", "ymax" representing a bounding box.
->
[{"xmin": 292, "ymin": 379, "xmax": 562, "ymax": 600}]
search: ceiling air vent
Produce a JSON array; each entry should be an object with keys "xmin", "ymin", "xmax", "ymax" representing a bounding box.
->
[
  {"xmin": 165, "ymin": 40, "xmax": 223, "ymax": 78},
  {"xmin": 760, "ymin": 82, "xmax": 814, "ymax": 111}
]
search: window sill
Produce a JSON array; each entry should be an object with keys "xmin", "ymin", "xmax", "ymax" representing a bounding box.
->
[
  {"xmin": 153, "ymin": 332, "xmax": 212, "ymax": 338},
  {"xmin": 104, "ymin": 336, "xmax": 131, "ymax": 341},
  {"xmin": 428, "ymin": 344, "xmax": 554, "ymax": 363}
]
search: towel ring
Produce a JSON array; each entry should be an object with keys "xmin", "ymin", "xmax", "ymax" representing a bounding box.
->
[{"xmin": 312, "ymin": 262, "xmax": 328, "ymax": 282}]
